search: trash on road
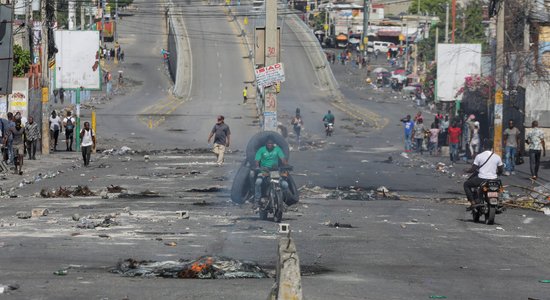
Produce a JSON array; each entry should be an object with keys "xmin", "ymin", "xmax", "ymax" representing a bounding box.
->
[
  {"xmin": 76, "ymin": 216, "xmax": 119, "ymax": 229},
  {"xmin": 186, "ymin": 187, "xmax": 223, "ymax": 193},
  {"xmin": 40, "ymin": 186, "xmax": 95, "ymax": 198},
  {"xmin": 118, "ymin": 190, "xmax": 161, "ymax": 198},
  {"xmin": 53, "ymin": 269, "xmax": 68, "ymax": 276},
  {"xmin": 15, "ymin": 211, "xmax": 31, "ymax": 219},
  {"xmin": 0, "ymin": 284, "xmax": 19, "ymax": 294},
  {"xmin": 31, "ymin": 208, "xmax": 49, "ymax": 218},
  {"xmin": 325, "ymin": 221, "xmax": 353, "ymax": 228},
  {"xmin": 107, "ymin": 185, "xmax": 126, "ymax": 193},
  {"xmin": 112, "ymin": 256, "xmax": 269, "ymax": 279}
]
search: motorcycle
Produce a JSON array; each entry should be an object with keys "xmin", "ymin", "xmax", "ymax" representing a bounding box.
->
[
  {"xmin": 471, "ymin": 179, "xmax": 504, "ymax": 225},
  {"xmin": 325, "ymin": 123, "xmax": 334, "ymax": 137},
  {"xmin": 257, "ymin": 166, "xmax": 293, "ymax": 223}
]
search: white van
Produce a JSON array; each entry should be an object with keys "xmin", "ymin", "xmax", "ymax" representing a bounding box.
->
[{"xmin": 368, "ymin": 41, "xmax": 395, "ymax": 54}]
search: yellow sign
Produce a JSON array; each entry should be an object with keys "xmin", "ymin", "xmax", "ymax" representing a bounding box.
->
[
  {"xmin": 359, "ymin": 44, "xmax": 364, "ymax": 50},
  {"xmin": 399, "ymin": 34, "xmax": 405, "ymax": 41},
  {"xmin": 275, "ymin": 83, "xmax": 281, "ymax": 93},
  {"xmin": 42, "ymin": 87, "xmax": 49, "ymax": 103},
  {"xmin": 324, "ymin": 24, "xmax": 328, "ymax": 31},
  {"xmin": 306, "ymin": 4, "xmax": 310, "ymax": 12},
  {"xmin": 226, "ymin": 0, "xmax": 230, "ymax": 5},
  {"xmin": 244, "ymin": 17, "xmax": 248, "ymax": 25},
  {"xmin": 363, "ymin": 37, "xmax": 368, "ymax": 45}
]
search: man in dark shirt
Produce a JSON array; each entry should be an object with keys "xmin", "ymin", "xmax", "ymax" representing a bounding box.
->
[{"xmin": 207, "ymin": 115, "xmax": 231, "ymax": 167}]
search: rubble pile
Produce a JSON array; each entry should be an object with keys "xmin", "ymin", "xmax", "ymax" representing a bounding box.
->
[
  {"xmin": 113, "ymin": 256, "xmax": 268, "ymax": 279},
  {"xmin": 40, "ymin": 186, "xmax": 96, "ymax": 198},
  {"xmin": 300, "ymin": 185, "xmax": 399, "ymax": 201},
  {"xmin": 76, "ymin": 215, "xmax": 120, "ymax": 229},
  {"xmin": 504, "ymin": 183, "xmax": 550, "ymax": 212}
]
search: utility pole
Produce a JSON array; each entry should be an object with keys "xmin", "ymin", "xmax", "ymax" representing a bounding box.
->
[
  {"xmin": 493, "ymin": 2, "xmax": 505, "ymax": 156},
  {"xmin": 445, "ymin": 2, "xmax": 449, "ymax": 43},
  {"xmin": 361, "ymin": 0, "xmax": 369, "ymax": 55},
  {"xmin": 451, "ymin": 0, "xmax": 456, "ymax": 43},
  {"xmin": 41, "ymin": 0, "xmax": 50, "ymax": 155},
  {"xmin": 101, "ymin": 0, "xmax": 105, "ymax": 45},
  {"xmin": 263, "ymin": 0, "xmax": 278, "ymax": 131}
]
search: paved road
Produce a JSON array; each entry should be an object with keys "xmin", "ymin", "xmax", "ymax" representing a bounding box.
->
[{"xmin": 2, "ymin": 1, "xmax": 550, "ymax": 300}]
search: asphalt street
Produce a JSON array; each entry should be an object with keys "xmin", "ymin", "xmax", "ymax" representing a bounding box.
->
[{"xmin": 1, "ymin": 0, "xmax": 550, "ymax": 299}]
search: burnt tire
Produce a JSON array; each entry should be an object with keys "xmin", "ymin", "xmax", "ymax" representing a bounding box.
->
[
  {"xmin": 246, "ymin": 131, "xmax": 290, "ymax": 166},
  {"xmin": 230, "ymin": 166, "xmax": 252, "ymax": 204},
  {"xmin": 283, "ymin": 174, "xmax": 300, "ymax": 206}
]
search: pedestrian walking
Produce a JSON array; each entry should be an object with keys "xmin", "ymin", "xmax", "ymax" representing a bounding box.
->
[
  {"xmin": 207, "ymin": 115, "xmax": 231, "ymax": 167},
  {"xmin": 242, "ymin": 86, "xmax": 248, "ymax": 104},
  {"xmin": 448, "ymin": 122, "xmax": 462, "ymax": 165},
  {"xmin": 400, "ymin": 115, "xmax": 414, "ymax": 152},
  {"xmin": 63, "ymin": 111, "xmax": 76, "ymax": 151},
  {"xmin": 429, "ymin": 123, "xmax": 440, "ymax": 156},
  {"xmin": 24, "ymin": 116, "xmax": 40, "ymax": 160},
  {"xmin": 49, "ymin": 110, "xmax": 61, "ymax": 152},
  {"xmin": 439, "ymin": 114, "xmax": 449, "ymax": 146},
  {"xmin": 10, "ymin": 119, "xmax": 25, "ymax": 175},
  {"xmin": 526, "ymin": 120, "xmax": 546, "ymax": 180},
  {"xmin": 79, "ymin": 122, "xmax": 96, "ymax": 167},
  {"xmin": 4, "ymin": 112, "xmax": 15, "ymax": 163},
  {"xmin": 503, "ymin": 119, "xmax": 520, "ymax": 176},
  {"xmin": 413, "ymin": 118, "xmax": 426, "ymax": 154},
  {"xmin": 291, "ymin": 111, "xmax": 303, "ymax": 147}
]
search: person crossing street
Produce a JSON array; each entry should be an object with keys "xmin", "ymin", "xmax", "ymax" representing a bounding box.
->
[{"xmin": 207, "ymin": 115, "xmax": 231, "ymax": 167}]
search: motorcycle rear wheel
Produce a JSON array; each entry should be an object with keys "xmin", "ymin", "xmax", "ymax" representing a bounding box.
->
[{"xmin": 485, "ymin": 205, "xmax": 496, "ymax": 225}]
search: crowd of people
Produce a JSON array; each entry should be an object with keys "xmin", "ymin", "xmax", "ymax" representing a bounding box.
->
[
  {"xmin": 1, "ymin": 110, "xmax": 96, "ymax": 174},
  {"xmin": 100, "ymin": 46, "xmax": 124, "ymax": 62},
  {"xmin": 400, "ymin": 111, "xmax": 546, "ymax": 180}
]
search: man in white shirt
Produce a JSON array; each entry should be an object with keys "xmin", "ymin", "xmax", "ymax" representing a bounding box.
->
[
  {"xmin": 463, "ymin": 141, "xmax": 504, "ymax": 210},
  {"xmin": 79, "ymin": 122, "xmax": 96, "ymax": 167}
]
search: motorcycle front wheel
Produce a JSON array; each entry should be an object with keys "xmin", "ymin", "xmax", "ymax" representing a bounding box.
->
[{"xmin": 273, "ymin": 188, "xmax": 284, "ymax": 223}]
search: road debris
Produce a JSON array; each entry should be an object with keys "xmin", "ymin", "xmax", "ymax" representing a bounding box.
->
[
  {"xmin": 186, "ymin": 187, "xmax": 223, "ymax": 193},
  {"xmin": 53, "ymin": 269, "xmax": 68, "ymax": 276},
  {"xmin": 0, "ymin": 284, "xmax": 19, "ymax": 294},
  {"xmin": 40, "ymin": 186, "xmax": 95, "ymax": 198},
  {"xmin": 119, "ymin": 190, "xmax": 161, "ymax": 198},
  {"xmin": 112, "ymin": 256, "xmax": 269, "ymax": 279},
  {"xmin": 15, "ymin": 211, "xmax": 31, "ymax": 219},
  {"xmin": 76, "ymin": 216, "xmax": 119, "ymax": 229},
  {"xmin": 177, "ymin": 211, "xmax": 190, "ymax": 219},
  {"xmin": 107, "ymin": 185, "xmax": 125, "ymax": 193},
  {"xmin": 31, "ymin": 208, "xmax": 49, "ymax": 218},
  {"xmin": 324, "ymin": 221, "xmax": 354, "ymax": 228}
]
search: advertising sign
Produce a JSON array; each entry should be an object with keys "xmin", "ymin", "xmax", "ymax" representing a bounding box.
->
[
  {"xmin": 255, "ymin": 63, "xmax": 285, "ymax": 87},
  {"xmin": 263, "ymin": 111, "xmax": 278, "ymax": 131}
]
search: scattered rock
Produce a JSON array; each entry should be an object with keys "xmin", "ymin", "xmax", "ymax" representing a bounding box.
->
[
  {"xmin": 177, "ymin": 211, "xmax": 190, "ymax": 219},
  {"xmin": 15, "ymin": 211, "xmax": 31, "ymax": 219},
  {"xmin": 31, "ymin": 208, "xmax": 49, "ymax": 218},
  {"xmin": 72, "ymin": 214, "xmax": 81, "ymax": 221}
]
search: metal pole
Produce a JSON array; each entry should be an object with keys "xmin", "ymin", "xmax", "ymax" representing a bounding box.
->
[
  {"xmin": 115, "ymin": 0, "xmax": 118, "ymax": 42},
  {"xmin": 68, "ymin": 0, "xmax": 75, "ymax": 30},
  {"xmin": 493, "ymin": 2, "xmax": 505, "ymax": 156},
  {"xmin": 75, "ymin": 88, "xmax": 81, "ymax": 151},
  {"xmin": 91, "ymin": 108, "xmax": 96, "ymax": 153},
  {"xmin": 435, "ymin": 26, "xmax": 439, "ymax": 60},
  {"xmin": 41, "ymin": 0, "xmax": 50, "ymax": 155},
  {"xmin": 445, "ymin": 2, "xmax": 449, "ymax": 43},
  {"xmin": 263, "ymin": 0, "xmax": 278, "ymax": 131}
]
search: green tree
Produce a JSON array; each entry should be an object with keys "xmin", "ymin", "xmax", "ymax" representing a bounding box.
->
[
  {"xmin": 408, "ymin": 0, "xmax": 449, "ymax": 16},
  {"xmin": 13, "ymin": 44, "xmax": 31, "ymax": 77},
  {"xmin": 457, "ymin": 0, "xmax": 486, "ymax": 45}
]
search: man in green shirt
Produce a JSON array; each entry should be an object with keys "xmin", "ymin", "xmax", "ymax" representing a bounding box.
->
[{"xmin": 254, "ymin": 139, "xmax": 288, "ymax": 204}]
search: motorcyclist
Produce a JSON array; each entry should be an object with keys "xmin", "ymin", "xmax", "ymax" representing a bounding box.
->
[
  {"xmin": 322, "ymin": 110, "xmax": 335, "ymax": 130},
  {"xmin": 254, "ymin": 139, "xmax": 289, "ymax": 205},
  {"xmin": 463, "ymin": 141, "xmax": 503, "ymax": 211}
]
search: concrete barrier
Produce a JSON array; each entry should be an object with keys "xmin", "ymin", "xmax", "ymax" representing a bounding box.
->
[
  {"xmin": 268, "ymin": 237, "xmax": 303, "ymax": 300},
  {"xmin": 167, "ymin": 3, "xmax": 193, "ymax": 99}
]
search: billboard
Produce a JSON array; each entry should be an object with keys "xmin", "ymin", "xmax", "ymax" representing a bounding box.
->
[
  {"xmin": 436, "ymin": 44, "xmax": 482, "ymax": 102},
  {"xmin": 54, "ymin": 30, "xmax": 101, "ymax": 90}
]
